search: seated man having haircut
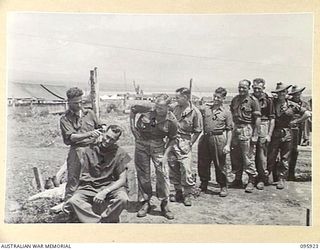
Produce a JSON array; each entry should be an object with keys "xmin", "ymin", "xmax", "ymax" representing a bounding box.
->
[{"xmin": 66, "ymin": 125, "xmax": 131, "ymax": 223}]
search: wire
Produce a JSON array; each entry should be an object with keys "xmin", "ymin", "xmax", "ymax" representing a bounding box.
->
[{"xmin": 9, "ymin": 32, "xmax": 311, "ymax": 69}]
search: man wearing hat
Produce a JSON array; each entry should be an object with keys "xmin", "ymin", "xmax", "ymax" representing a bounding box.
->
[
  {"xmin": 267, "ymin": 83, "xmax": 311, "ymax": 189},
  {"xmin": 287, "ymin": 85, "xmax": 311, "ymax": 180},
  {"xmin": 66, "ymin": 125, "xmax": 130, "ymax": 223},
  {"xmin": 251, "ymin": 78, "xmax": 275, "ymax": 190},
  {"xmin": 60, "ymin": 87, "xmax": 106, "ymax": 204},
  {"xmin": 230, "ymin": 79, "xmax": 261, "ymax": 193}
]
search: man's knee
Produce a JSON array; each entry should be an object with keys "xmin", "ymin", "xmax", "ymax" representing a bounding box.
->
[
  {"xmin": 113, "ymin": 190, "xmax": 129, "ymax": 208},
  {"xmin": 67, "ymin": 192, "xmax": 83, "ymax": 206}
]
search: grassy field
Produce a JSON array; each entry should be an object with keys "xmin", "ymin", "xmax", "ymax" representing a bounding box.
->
[{"xmin": 5, "ymin": 110, "xmax": 312, "ymax": 225}]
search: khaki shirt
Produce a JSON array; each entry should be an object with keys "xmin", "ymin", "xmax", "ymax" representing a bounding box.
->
[
  {"xmin": 256, "ymin": 93, "xmax": 275, "ymax": 121},
  {"xmin": 200, "ymin": 104, "xmax": 233, "ymax": 133},
  {"xmin": 60, "ymin": 108, "xmax": 101, "ymax": 146},
  {"xmin": 172, "ymin": 102, "xmax": 203, "ymax": 138},
  {"xmin": 274, "ymin": 99, "xmax": 307, "ymax": 129},
  {"xmin": 80, "ymin": 144, "xmax": 131, "ymax": 189},
  {"xmin": 230, "ymin": 94, "xmax": 261, "ymax": 124},
  {"xmin": 291, "ymin": 99, "xmax": 311, "ymax": 120},
  {"xmin": 131, "ymin": 104, "xmax": 178, "ymax": 140}
]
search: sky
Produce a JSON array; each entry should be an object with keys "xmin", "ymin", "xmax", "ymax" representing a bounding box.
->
[{"xmin": 7, "ymin": 13, "xmax": 313, "ymax": 94}]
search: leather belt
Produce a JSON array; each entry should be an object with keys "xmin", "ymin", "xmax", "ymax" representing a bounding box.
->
[{"xmin": 204, "ymin": 131, "xmax": 224, "ymax": 136}]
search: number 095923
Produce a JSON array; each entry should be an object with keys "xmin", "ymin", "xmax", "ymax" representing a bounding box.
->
[{"xmin": 300, "ymin": 244, "xmax": 319, "ymax": 248}]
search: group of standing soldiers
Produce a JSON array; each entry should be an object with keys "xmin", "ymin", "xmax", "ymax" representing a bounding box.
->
[
  {"xmin": 59, "ymin": 79, "xmax": 311, "ymax": 223},
  {"xmin": 129, "ymin": 79, "xmax": 311, "ymax": 220}
]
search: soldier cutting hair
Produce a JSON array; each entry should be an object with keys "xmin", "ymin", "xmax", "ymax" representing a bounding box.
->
[{"xmin": 60, "ymin": 87, "xmax": 106, "ymax": 209}]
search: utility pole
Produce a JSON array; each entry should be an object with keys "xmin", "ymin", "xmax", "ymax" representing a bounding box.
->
[{"xmin": 90, "ymin": 67, "xmax": 100, "ymax": 118}]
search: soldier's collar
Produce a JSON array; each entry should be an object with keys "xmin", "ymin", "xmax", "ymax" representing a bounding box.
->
[
  {"xmin": 241, "ymin": 95, "xmax": 250, "ymax": 103},
  {"xmin": 67, "ymin": 108, "xmax": 88, "ymax": 117},
  {"xmin": 210, "ymin": 104, "xmax": 223, "ymax": 111},
  {"xmin": 256, "ymin": 92, "xmax": 268, "ymax": 100},
  {"xmin": 181, "ymin": 101, "xmax": 194, "ymax": 116}
]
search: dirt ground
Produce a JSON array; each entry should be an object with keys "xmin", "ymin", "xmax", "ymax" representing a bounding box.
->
[{"xmin": 5, "ymin": 113, "xmax": 312, "ymax": 225}]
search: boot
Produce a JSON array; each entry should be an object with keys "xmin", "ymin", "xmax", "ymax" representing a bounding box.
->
[
  {"xmin": 169, "ymin": 189, "xmax": 183, "ymax": 202},
  {"xmin": 219, "ymin": 187, "xmax": 228, "ymax": 197},
  {"xmin": 52, "ymin": 175, "xmax": 60, "ymax": 187},
  {"xmin": 183, "ymin": 194, "xmax": 192, "ymax": 206},
  {"xmin": 301, "ymin": 139, "xmax": 310, "ymax": 146},
  {"xmin": 44, "ymin": 177, "xmax": 54, "ymax": 189},
  {"xmin": 137, "ymin": 201, "xmax": 150, "ymax": 218},
  {"xmin": 276, "ymin": 179, "xmax": 285, "ymax": 190},
  {"xmin": 160, "ymin": 200, "xmax": 174, "ymax": 220},
  {"xmin": 245, "ymin": 182, "xmax": 254, "ymax": 193},
  {"xmin": 256, "ymin": 181, "xmax": 264, "ymax": 190},
  {"xmin": 264, "ymin": 173, "xmax": 272, "ymax": 186},
  {"xmin": 245, "ymin": 175, "xmax": 255, "ymax": 193},
  {"xmin": 199, "ymin": 181, "xmax": 208, "ymax": 192},
  {"xmin": 287, "ymin": 174, "xmax": 296, "ymax": 181}
]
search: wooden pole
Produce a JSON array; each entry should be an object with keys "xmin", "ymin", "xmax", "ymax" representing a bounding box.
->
[
  {"xmin": 306, "ymin": 208, "xmax": 310, "ymax": 226},
  {"xmin": 33, "ymin": 167, "xmax": 44, "ymax": 192},
  {"xmin": 189, "ymin": 78, "xmax": 193, "ymax": 102},
  {"xmin": 90, "ymin": 68, "xmax": 100, "ymax": 118},
  {"xmin": 94, "ymin": 67, "xmax": 99, "ymax": 115}
]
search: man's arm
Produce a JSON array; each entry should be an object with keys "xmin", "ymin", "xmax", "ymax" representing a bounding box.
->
[
  {"xmin": 290, "ymin": 102, "xmax": 312, "ymax": 127},
  {"xmin": 93, "ymin": 170, "xmax": 127, "ymax": 204},
  {"xmin": 266, "ymin": 98, "xmax": 275, "ymax": 142},
  {"xmin": 190, "ymin": 107, "xmax": 203, "ymax": 146},
  {"xmin": 252, "ymin": 116, "xmax": 261, "ymax": 142},
  {"xmin": 223, "ymin": 109, "xmax": 233, "ymax": 154},
  {"xmin": 70, "ymin": 130, "xmax": 101, "ymax": 143},
  {"xmin": 291, "ymin": 110, "xmax": 312, "ymax": 127},
  {"xmin": 223, "ymin": 130, "xmax": 232, "ymax": 154},
  {"xmin": 163, "ymin": 116, "xmax": 178, "ymax": 159},
  {"xmin": 130, "ymin": 108, "xmax": 141, "ymax": 139},
  {"xmin": 266, "ymin": 118, "xmax": 275, "ymax": 142},
  {"xmin": 251, "ymin": 97, "xmax": 262, "ymax": 142},
  {"xmin": 190, "ymin": 132, "xmax": 201, "ymax": 146},
  {"xmin": 60, "ymin": 116, "xmax": 101, "ymax": 145}
]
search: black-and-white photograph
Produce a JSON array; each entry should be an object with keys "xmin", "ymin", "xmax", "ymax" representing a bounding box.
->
[{"xmin": 6, "ymin": 13, "xmax": 313, "ymax": 225}]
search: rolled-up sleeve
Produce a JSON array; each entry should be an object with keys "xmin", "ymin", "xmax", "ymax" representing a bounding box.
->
[
  {"xmin": 60, "ymin": 116, "xmax": 76, "ymax": 145},
  {"xmin": 131, "ymin": 104, "xmax": 153, "ymax": 114},
  {"xmin": 225, "ymin": 109, "xmax": 233, "ymax": 131}
]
